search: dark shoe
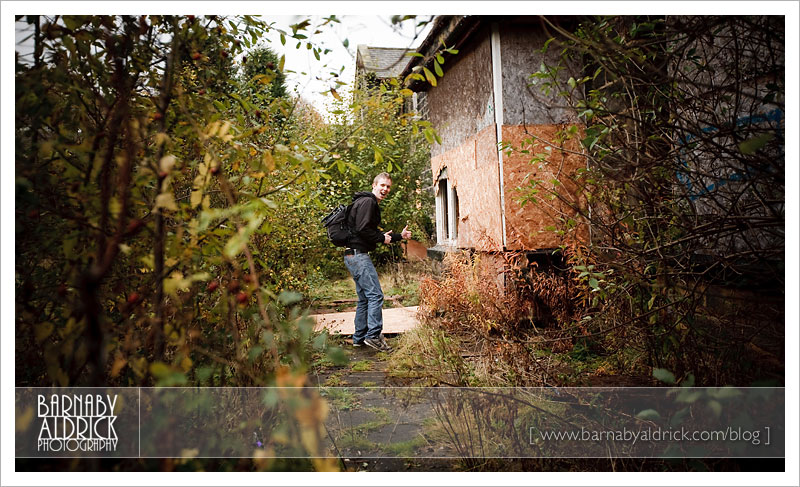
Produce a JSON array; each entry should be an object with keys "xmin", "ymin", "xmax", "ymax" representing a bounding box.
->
[
  {"xmin": 352, "ymin": 340, "xmax": 364, "ymax": 348},
  {"xmin": 364, "ymin": 335, "xmax": 392, "ymax": 352}
]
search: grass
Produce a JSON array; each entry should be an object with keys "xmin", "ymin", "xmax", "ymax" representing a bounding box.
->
[
  {"xmin": 323, "ymin": 372, "xmax": 346, "ymax": 387},
  {"xmin": 306, "ymin": 261, "xmax": 435, "ymax": 310},
  {"xmin": 321, "ymin": 387, "xmax": 360, "ymax": 410},
  {"xmin": 350, "ymin": 360, "xmax": 373, "ymax": 372},
  {"xmin": 383, "ymin": 435, "xmax": 429, "ymax": 456}
]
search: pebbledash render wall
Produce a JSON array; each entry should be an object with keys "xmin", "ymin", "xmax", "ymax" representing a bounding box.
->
[{"xmin": 428, "ymin": 20, "xmax": 587, "ymax": 253}]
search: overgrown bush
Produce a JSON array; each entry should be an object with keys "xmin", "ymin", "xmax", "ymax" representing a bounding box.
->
[{"xmin": 516, "ymin": 15, "xmax": 785, "ymax": 386}]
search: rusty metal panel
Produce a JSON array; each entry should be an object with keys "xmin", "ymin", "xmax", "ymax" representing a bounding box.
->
[
  {"xmin": 431, "ymin": 125, "xmax": 504, "ymax": 252},
  {"xmin": 499, "ymin": 23, "xmax": 581, "ymax": 126},
  {"xmin": 428, "ymin": 31, "xmax": 495, "ymax": 158},
  {"xmin": 501, "ymin": 124, "xmax": 588, "ymax": 250}
]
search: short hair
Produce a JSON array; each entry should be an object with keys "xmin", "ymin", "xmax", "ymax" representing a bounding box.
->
[{"xmin": 373, "ymin": 172, "xmax": 392, "ymax": 185}]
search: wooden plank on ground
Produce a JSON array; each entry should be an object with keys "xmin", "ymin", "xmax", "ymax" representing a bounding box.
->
[{"xmin": 311, "ymin": 306, "xmax": 419, "ymax": 336}]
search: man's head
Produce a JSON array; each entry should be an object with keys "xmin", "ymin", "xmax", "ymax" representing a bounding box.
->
[{"xmin": 371, "ymin": 172, "xmax": 392, "ymax": 201}]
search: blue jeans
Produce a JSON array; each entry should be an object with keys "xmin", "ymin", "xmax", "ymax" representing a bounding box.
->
[{"xmin": 343, "ymin": 253, "xmax": 384, "ymax": 342}]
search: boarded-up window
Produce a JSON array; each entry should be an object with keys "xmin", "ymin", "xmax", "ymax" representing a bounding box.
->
[
  {"xmin": 436, "ymin": 168, "xmax": 459, "ymax": 245},
  {"xmin": 437, "ymin": 178, "xmax": 449, "ymax": 242}
]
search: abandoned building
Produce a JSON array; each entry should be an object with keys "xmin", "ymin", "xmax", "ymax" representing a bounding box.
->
[
  {"xmin": 355, "ymin": 16, "xmax": 784, "ymax": 282},
  {"xmin": 355, "ymin": 44, "xmax": 412, "ymax": 90},
  {"xmin": 398, "ymin": 16, "xmax": 588, "ymax": 273}
]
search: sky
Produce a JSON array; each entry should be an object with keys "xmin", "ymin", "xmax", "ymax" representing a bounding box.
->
[
  {"xmin": 14, "ymin": 14, "xmax": 433, "ymax": 119},
  {"xmin": 258, "ymin": 15, "xmax": 433, "ymax": 119}
]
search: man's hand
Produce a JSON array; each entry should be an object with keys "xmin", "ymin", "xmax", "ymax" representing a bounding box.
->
[
  {"xmin": 401, "ymin": 224, "xmax": 412, "ymax": 240},
  {"xmin": 384, "ymin": 231, "xmax": 393, "ymax": 244}
]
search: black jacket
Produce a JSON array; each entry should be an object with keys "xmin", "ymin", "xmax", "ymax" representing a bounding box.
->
[{"xmin": 346, "ymin": 191, "xmax": 402, "ymax": 251}]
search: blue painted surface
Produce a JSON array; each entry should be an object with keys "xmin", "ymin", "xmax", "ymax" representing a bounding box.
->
[{"xmin": 675, "ymin": 108, "xmax": 784, "ymax": 201}]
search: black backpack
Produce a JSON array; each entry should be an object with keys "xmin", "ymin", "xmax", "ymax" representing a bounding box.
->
[{"xmin": 321, "ymin": 204, "xmax": 353, "ymax": 247}]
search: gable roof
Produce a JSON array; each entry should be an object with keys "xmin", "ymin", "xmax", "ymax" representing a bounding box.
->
[{"xmin": 356, "ymin": 45, "xmax": 413, "ymax": 79}]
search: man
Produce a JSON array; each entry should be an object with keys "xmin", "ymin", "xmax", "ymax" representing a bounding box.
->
[{"xmin": 344, "ymin": 172, "xmax": 412, "ymax": 352}]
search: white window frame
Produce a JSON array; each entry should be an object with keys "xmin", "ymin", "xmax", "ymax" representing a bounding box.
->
[{"xmin": 435, "ymin": 169, "xmax": 459, "ymax": 246}]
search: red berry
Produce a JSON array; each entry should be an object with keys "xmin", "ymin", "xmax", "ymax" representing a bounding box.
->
[
  {"xmin": 221, "ymin": 50, "xmax": 228, "ymax": 58},
  {"xmin": 191, "ymin": 52, "xmax": 202, "ymax": 60},
  {"xmin": 207, "ymin": 280, "xmax": 219, "ymax": 292},
  {"xmin": 227, "ymin": 280, "xmax": 240, "ymax": 293},
  {"xmin": 266, "ymin": 62, "xmax": 275, "ymax": 70},
  {"xmin": 153, "ymin": 112, "xmax": 163, "ymax": 121},
  {"xmin": 127, "ymin": 292, "xmax": 142, "ymax": 305},
  {"xmin": 236, "ymin": 292, "xmax": 249, "ymax": 304},
  {"xmin": 210, "ymin": 165, "xmax": 220, "ymax": 175},
  {"xmin": 125, "ymin": 219, "xmax": 144, "ymax": 235},
  {"xmin": 198, "ymin": 89, "xmax": 205, "ymax": 95},
  {"xmin": 188, "ymin": 15, "xmax": 195, "ymax": 22}
]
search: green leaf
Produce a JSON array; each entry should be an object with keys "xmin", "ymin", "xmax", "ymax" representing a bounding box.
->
[
  {"xmin": 196, "ymin": 366, "xmax": 214, "ymax": 383},
  {"xmin": 588, "ymin": 277, "xmax": 599, "ymax": 289},
  {"xmin": 738, "ymin": 133, "xmax": 775, "ymax": 155},
  {"xmin": 63, "ymin": 16, "xmax": 86, "ymax": 31},
  {"xmin": 635, "ymin": 409, "xmax": 661, "ymax": 421},
  {"xmin": 280, "ymin": 33, "xmax": 286, "ymax": 45},
  {"xmin": 326, "ymin": 347, "xmax": 348, "ymax": 366},
  {"xmin": 567, "ymin": 77, "xmax": 577, "ymax": 89},
  {"xmin": 278, "ymin": 290, "xmax": 303, "ymax": 305},
  {"xmin": 434, "ymin": 59, "xmax": 443, "ymax": 77},
  {"xmin": 248, "ymin": 346, "xmax": 264, "ymax": 361},
  {"xmin": 676, "ymin": 389, "xmax": 703, "ymax": 403},
  {"xmin": 707, "ymin": 400, "xmax": 722, "ymax": 418},
  {"xmin": 653, "ymin": 368, "xmax": 676, "ymax": 384}
]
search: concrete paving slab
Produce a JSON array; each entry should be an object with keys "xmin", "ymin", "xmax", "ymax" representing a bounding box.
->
[{"xmin": 312, "ymin": 306, "xmax": 419, "ymax": 336}]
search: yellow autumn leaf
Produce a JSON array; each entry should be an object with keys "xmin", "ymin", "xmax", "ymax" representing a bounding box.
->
[
  {"xmin": 16, "ymin": 406, "xmax": 34, "ymax": 432},
  {"xmin": 109, "ymin": 197, "xmax": 122, "ymax": 218},
  {"xmin": 154, "ymin": 192, "xmax": 178, "ymax": 212},
  {"xmin": 205, "ymin": 121, "xmax": 220, "ymax": 137},
  {"xmin": 263, "ymin": 151, "xmax": 275, "ymax": 171},
  {"xmin": 110, "ymin": 355, "xmax": 128, "ymax": 378},
  {"xmin": 154, "ymin": 132, "xmax": 170, "ymax": 147},
  {"xmin": 180, "ymin": 355, "xmax": 193, "ymax": 372},
  {"xmin": 163, "ymin": 271, "xmax": 187, "ymax": 296},
  {"xmin": 35, "ymin": 322, "xmax": 54, "ymax": 343},
  {"xmin": 159, "ymin": 155, "xmax": 176, "ymax": 174},
  {"xmin": 190, "ymin": 189, "xmax": 203, "ymax": 208}
]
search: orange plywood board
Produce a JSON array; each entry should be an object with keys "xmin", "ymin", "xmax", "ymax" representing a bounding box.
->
[
  {"xmin": 501, "ymin": 124, "xmax": 589, "ymax": 250},
  {"xmin": 431, "ymin": 125, "xmax": 504, "ymax": 251},
  {"xmin": 311, "ymin": 306, "xmax": 420, "ymax": 336}
]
